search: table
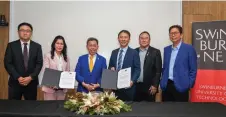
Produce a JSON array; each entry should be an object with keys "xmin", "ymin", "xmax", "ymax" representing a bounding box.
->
[{"xmin": 0, "ymin": 100, "xmax": 225, "ymax": 117}]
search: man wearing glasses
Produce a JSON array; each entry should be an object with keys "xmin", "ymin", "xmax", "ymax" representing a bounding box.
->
[
  {"xmin": 4, "ymin": 22, "xmax": 43, "ymax": 100},
  {"xmin": 160, "ymin": 25, "xmax": 197, "ymax": 102}
]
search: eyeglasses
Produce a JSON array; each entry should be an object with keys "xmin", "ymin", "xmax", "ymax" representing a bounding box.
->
[
  {"xmin": 19, "ymin": 30, "xmax": 32, "ymax": 33},
  {"xmin": 169, "ymin": 32, "xmax": 180, "ymax": 36}
]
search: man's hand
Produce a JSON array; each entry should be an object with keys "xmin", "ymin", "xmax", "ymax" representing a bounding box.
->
[
  {"xmin": 82, "ymin": 82, "xmax": 94, "ymax": 91},
  {"xmin": 18, "ymin": 77, "xmax": 25, "ymax": 85},
  {"xmin": 91, "ymin": 83, "xmax": 100, "ymax": 90},
  {"xmin": 149, "ymin": 86, "xmax": 157, "ymax": 95},
  {"xmin": 22, "ymin": 76, "xmax": 32, "ymax": 86},
  {"xmin": 130, "ymin": 81, "xmax": 133, "ymax": 87},
  {"xmin": 110, "ymin": 67, "xmax": 115, "ymax": 71}
]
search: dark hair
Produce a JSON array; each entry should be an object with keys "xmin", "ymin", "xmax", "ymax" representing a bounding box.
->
[
  {"xmin": 169, "ymin": 25, "xmax": 183, "ymax": 34},
  {"xmin": 18, "ymin": 22, "xmax": 33, "ymax": 31},
  {"xmin": 86, "ymin": 37, "xmax": 99, "ymax": 45},
  {"xmin": 51, "ymin": 35, "xmax": 68, "ymax": 62},
  {"xmin": 118, "ymin": 30, "xmax": 131, "ymax": 38},
  {"xmin": 139, "ymin": 31, "xmax": 150, "ymax": 39}
]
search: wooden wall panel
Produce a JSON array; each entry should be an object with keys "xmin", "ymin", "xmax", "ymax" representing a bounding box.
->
[
  {"xmin": 183, "ymin": 14, "xmax": 212, "ymax": 44},
  {"xmin": 217, "ymin": 2, "xmax": 226, "ymax": 19},
  {"xmin": 183, "ymin": 1, "xmax": 226, "ymax": 44},
  {"xmin": 183, "ymin": 1, "xmax": 218, "ymax": 15},
  {"xmin": 0, "ymin": 1, "xmax": 9, "ymax": 99}
]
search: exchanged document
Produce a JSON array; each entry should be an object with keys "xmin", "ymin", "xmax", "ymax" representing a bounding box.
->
[
  {"xmin": 59, "ymin": 72, "xmax": 76, "ymax": 89},
  {"xmin": 117, "ymin": 67, "xmax": 131, "ymax": 89},
  {"xmin": 42, "ymin": 68, "xmax": 75, "ymax": 89},
  {"xmin": 101, "ymin": 67, "xmax": 131, "ymax": 89}
]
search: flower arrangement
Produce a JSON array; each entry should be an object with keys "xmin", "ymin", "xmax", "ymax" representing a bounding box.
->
[{"xmin": 64, "ymin": 92, "xmax": 132, "ymax": 115}]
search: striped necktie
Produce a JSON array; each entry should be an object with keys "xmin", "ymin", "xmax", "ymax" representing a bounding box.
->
[{"xmin": 117, "ymin": 49, "xmax": 123, "ymax": 70}]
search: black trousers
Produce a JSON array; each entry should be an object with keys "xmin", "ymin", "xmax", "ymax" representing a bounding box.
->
[
  {"xmin": 8, "ymin": 80, "xmax": 37, "ymax": 100},
  {"xmin": 162, "ymin": 80, "xmax": 189, "ymax": 102},
  {"xmin": 114, "ymin": 85, "xmax": 135, "ymax": 101},
  {"xmin": 134, "ymin": 83, "xmax": 155, "ymax": 102}
]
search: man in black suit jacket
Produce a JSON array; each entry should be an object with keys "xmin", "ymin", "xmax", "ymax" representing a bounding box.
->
[
  {"xmin": 4, "ymin": 22, "xmax": 43, "ymax": 100},
  {"xmin": 134, "ymin": 31, "xmax": 162, "ymax": 102}
]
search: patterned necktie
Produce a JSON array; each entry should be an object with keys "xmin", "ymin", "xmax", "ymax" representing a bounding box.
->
[
  {"xmin": 89, "ymin": 55, "xmax": 94, "ymax": 72},
  {"xmin": 23, "ymin": 43, "xmax": 28, "ymax": 71},
  {"xmin": 117, "ymin": 49, "xmax": 123, "ymax": 70}
]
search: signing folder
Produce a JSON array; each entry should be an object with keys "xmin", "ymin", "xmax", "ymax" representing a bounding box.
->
[
  {"xmin": 41, "ymin": 68, "xmax": 62, "ymax": 88},
  {"xmin": 41, "ymin": 68, "xmax": 76, "ymax": 89},
  {"xmin": 101, "ymin": 69, "xmax": 118, "ymax": 89},
  {"xmin": 101, "ymin": 67, "xmax": 131, "ymax": 89}
]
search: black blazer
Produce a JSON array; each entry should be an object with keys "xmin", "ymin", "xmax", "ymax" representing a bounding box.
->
[
  {"xmin": 4, "ymin": 39, "xmax": 43, "ymax": 85},
  {"xmin": 135, "ymin": 46, "xmax": 162, "ymax": 90}
]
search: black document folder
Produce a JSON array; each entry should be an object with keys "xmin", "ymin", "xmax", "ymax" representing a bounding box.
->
[
  {"xmin": 41, "ymin": 68, "xmax": 62, "ymax": 88},
  {"xmin": 101, "ymin": 69, "xmax": 118, "ymax": 90}
]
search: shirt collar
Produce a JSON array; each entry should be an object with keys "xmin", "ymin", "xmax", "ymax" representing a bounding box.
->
[
  {"xmin": 20, "ymin": 40, "xmax": 30, "ymax": 46},
  {"xmin": 54, "ymin": 51, "xmax": 63, "ymax": 58},
  {"xmin": 139, "ymin": 46, "xmax": 149, "ymax": 52},
  {"xmin": 172, "ymin": 40, "xmax": 182, "ymax": 50},
  {"xmin": 89, "ymin": 54, "xmax": 97, "ymax": 58},
  {"xmin": 120, "ymin": 46, "xmax": 128, "ymax": 52}
]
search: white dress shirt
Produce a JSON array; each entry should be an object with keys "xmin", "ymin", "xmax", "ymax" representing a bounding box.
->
[{"xmin": 55, "ymin": 52, "xmax": 64, "ymax": 71}]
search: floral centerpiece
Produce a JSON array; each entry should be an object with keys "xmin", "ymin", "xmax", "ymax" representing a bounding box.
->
[{"xmin": 64, "ymin": 92, "xmax": 132, "ymax": 115}]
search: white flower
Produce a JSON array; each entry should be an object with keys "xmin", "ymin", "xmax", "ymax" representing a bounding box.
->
[
  {"xmin": 113, "ymin": 106, "xmax": 120, "ymax": 112},
  {"xmin": 82, "ymin": 92, "xmax": 101, "ymax": 107},
  {"xmin": 83, "ymin": 98, "xmax": 92, "ymax": 107},
  {"xmin": 69, "ymin": 99, "xmax": 77, "ymax": 104}
]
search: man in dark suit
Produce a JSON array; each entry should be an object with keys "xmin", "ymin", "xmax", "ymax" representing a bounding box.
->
[
  {"xmin": 109, "ymin": 30, "xmax": 140, "ymax": 101},
  {"xmin": 4, "ymin": 22, "xmax": 43, "ymax": 100},
  {"xmin": 160, "ymin": 25, "xmax": 197, "ymax": 102},
  {"xmin": 134, "ymin": 31, "xmax": 162, "ymax": 102}
]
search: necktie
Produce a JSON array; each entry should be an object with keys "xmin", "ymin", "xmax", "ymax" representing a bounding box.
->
[
  {"xmin": 89, "ymin": 56, "xmax": 94, "ymax": 72},
  {"xmin": 23, "ymin": 43, "xmax": 28, "ymax": 71},
  {"xmin": 117, "ymin": 49, "xmax": 123, "ymax": 70}
]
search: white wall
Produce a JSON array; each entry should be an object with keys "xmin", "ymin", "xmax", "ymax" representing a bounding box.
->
[{"xmin": 10, "ymin": 1, "xmax": 182, "ymax": 84}]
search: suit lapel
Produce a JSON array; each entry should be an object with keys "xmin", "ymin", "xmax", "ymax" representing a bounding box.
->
[
  {"xmin": 92, "ymin": 54, "xmax": 100, "ymax": 73},
  {"xmin": 53, "ymin": 52, "xmax": 60, "ymax": 69},
  {"xmin": 28, "ymin": 41, "xmax": 33, "ymax": 68},
  {"xmin": 144, "ymin": 46, "xmax": 151, "ymax": 67},
  {"xmin": 85, "ymin": 54, "xmax": 90, "ymax": 72},
  {"xmin": 166, "ymin": 46, "xmax": 172, "ymax": 67},
  {"xmin": 62, "ymin": 58, "xmax": 67, "ymax": 71},
  {"xmin": 17, "ymin": 40, "xmax": 26, "ymax": 71},
  {"xmin": 174, "ymin": 43, "xmax": 184, "ymax": 67},
  {"xmin": 136, "ymin": 46, "xmax": 151, "ymax": 70},
  {"xmin": 122, "ymin": 47, "xmax": 130, "ymax": 68},
  {"xmin": 115, "ymin": 49, "xmax": 119, "ymax": 67}
]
